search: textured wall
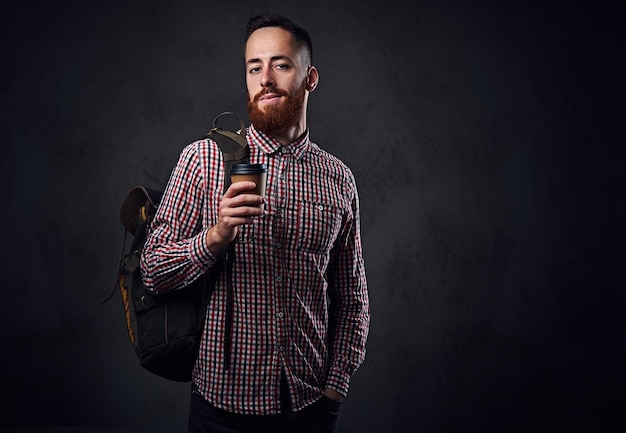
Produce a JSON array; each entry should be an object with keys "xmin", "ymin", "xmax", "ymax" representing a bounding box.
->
[{"xmin": 2, "ymin": 0, "xmax": 625, "ymax": 432}]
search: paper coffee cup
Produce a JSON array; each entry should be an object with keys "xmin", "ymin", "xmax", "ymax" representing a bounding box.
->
[{"xmin": 230, "ymin": 163, "xmax": 267, "ymax": 208}]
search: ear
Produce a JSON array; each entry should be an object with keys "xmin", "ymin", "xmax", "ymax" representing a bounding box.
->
[{"xmin": 306, "ymin": 66, "xmax": 319, "ymax": 92}]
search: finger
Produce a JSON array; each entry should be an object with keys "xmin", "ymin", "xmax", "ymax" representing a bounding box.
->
[
  {"xmin": 220, "ymin": 189, "xmax": 264, "ymax": 211},
  {"xmin": 219, "ymin": 214, "xmax": 255, "ymax": 229},
  {"xmin": 220, "ymin": 200, "xmax": 264, "ymax": 218},
  {"xmin": 223, "ymin": 181, "xmax": 257, "ymax": 198},
  {"xmin": 230, "ymin": 193, "xmax": 264, "ymax": 208}
]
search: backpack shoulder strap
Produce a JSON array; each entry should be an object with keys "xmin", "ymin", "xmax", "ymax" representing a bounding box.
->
[
  {"xmin": 205, "ymin": 112, "xmax": 249, "ymax": 193},
  {"xmin": 203, "ymin": 112, "xmax": 249, "ymax": 370}
]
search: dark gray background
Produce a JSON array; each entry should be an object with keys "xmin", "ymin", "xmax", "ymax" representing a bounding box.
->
[{"xmin": 2, "ymin": 0, "xmax": 625, "ymax": 432}]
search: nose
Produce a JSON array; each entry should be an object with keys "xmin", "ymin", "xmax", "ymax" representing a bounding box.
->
[{"xmin": 260, "ymin": 68, "xmax": 274, "ymax": 88}]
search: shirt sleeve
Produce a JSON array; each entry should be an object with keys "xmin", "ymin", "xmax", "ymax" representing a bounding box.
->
[
  {"xmin": 324, "ymin": 170, "xmax": 370, "ymax": 397},
  {"xmin": 140, "ymin": 142, "xmax": 217, "ymax": 294}
]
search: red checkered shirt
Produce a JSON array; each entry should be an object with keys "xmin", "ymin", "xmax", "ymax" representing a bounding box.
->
[{"xmin": 140, "ymin": 125, "xmax": 369, "ymax": 415}]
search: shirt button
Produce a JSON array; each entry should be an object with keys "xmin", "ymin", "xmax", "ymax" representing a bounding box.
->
[
  {"xmin": 276, "ymin": 275, "xmax": 282, "ymax": 282},
  {"xmin": 277, "ymin": 312, "xmax": 284, "ymax": 319},
  {"xmin": 279, "ymin": 345, "xmax": 285, "ymax": 352}
]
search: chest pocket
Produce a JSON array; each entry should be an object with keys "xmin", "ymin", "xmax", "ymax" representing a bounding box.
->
[{"xmin": 296, "ymin": 200, "xmax": 343, "ymax": 255}]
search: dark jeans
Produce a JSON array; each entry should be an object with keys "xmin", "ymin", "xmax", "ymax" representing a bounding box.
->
[{"xmin": 188, "ymin": 380, "xmax": 342, "ymax": 433}]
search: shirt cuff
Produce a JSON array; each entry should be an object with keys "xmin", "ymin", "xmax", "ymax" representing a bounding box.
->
[{"xmin": 325, "ymin": 365, "xmax": 351, "ymax": 398}]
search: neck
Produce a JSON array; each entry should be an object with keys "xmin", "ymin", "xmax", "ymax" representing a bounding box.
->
[{"xmin": 271, "ymin": 120, "xmax": 307, "ymax": 146}]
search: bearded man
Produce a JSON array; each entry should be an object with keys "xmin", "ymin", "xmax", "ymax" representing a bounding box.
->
[{"xmin": 141, "ymin": 13, "xmax": 370, "ymax": 433}]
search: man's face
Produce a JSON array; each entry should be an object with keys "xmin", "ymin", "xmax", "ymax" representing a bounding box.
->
[{"xmin": 245, "ymin": 27, "xmax": 310, "ymax": 135}]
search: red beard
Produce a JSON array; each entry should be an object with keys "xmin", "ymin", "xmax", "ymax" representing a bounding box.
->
[{"xmin": 247, "ymin": 81, "xmax": 306, "ymax": 136}]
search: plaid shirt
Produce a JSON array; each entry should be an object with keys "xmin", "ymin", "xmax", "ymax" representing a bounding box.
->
[{"xmin": 140, "ymin": 125, "xmax": 369, "ymax": 415}]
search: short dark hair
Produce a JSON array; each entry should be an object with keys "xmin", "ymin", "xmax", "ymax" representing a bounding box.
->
[{"xmin": 245, "ymin": 13, "xmax": 313, "ymax": 64}]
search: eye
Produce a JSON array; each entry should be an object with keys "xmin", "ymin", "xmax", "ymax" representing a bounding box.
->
[
  {"xmin": 249, "ymin": 66, "xmax": 261, "ymax": 74},
  {"xmin": 274, "ymin": 63, "xmax": 289, "ymax": 70}
]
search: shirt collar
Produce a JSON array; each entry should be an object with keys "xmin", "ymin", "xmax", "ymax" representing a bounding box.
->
[{"xmin": 248, "ymin": 124, "xmax": 310, "ymax": 161}]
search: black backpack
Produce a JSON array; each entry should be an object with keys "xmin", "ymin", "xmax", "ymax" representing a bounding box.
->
[{"xmin": 103, "ymin": 112, "xmax": 248, "ymax": 382}]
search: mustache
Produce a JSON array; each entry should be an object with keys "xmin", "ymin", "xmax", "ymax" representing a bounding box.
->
[{"xmin": 252, "ymin": 88, "xmax": 288, "ymax": 103}]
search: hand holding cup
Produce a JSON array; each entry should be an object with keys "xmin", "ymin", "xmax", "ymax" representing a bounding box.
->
[
  {"xmin": 205, "ymin": 164, "xmax": 267, "ymax": 253},
  {"xmin": 230, "ymin": 164, "xmax": 267, "ymax": 210}
]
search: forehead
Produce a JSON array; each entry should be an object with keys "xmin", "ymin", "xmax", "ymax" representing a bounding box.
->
[{"xmin": 245, "ymin": 27, "xmax": 301, "ymax": 62}]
